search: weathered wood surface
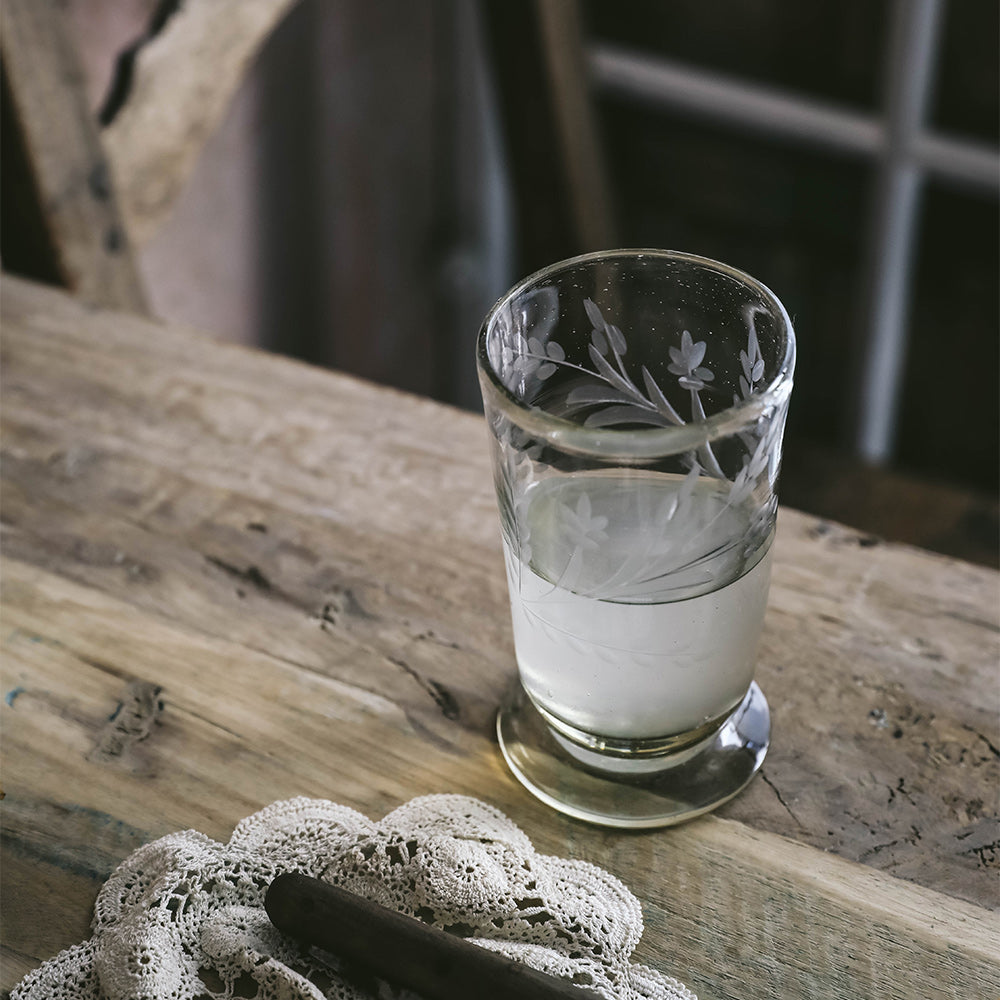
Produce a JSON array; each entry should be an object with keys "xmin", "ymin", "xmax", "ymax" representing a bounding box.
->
[
  {"xmin": 100, "ymin": 0, "xmax": 300, "ymax": 247},
  {"xmin": 0, "ymin": 0, "xmax": 148, "ymax": 311},
  {"xmin": 1, "ymin": 275, "xmax": 998, "ymax": 999}
]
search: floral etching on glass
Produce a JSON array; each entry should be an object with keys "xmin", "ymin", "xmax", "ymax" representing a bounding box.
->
[{"xmin": 495, "ymin": 296, "xmax": 787, "ymax": 601}]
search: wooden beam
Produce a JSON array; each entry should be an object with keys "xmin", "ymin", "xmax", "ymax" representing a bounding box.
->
[
  {"xmin": 101, "ymin": 0, "xmax": 301, "ymax": 247},
  {"xmin": 0, "ymin": 0, "xmax": 148, "ymax": 312}
]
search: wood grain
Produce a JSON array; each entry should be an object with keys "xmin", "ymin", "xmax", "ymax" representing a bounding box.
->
[{"xmin": 1, "ymin": 275, "xmax": 998, "ymax": 998}]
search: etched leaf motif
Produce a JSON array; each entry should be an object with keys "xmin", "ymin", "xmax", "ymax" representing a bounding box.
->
[
  {"xmin": 641, "ymin": 366, "xmax": 684, "ymax": 425},
  {"xmin": 674, "ymin": 463, "xmax": 700, "ymax": 519},
  {"xmin": 668, "ymin": 330, "xmax": 714, "ymax": 391},
  {"xmin": 583, "ymin": 297, "xmax": 607, "ymax": 331},
  {"xmin": 607, "ymin": 323, "xmax": 627, "ymax": 356},
  {"xmin": 728, "ymin": 425, "xmax": 774, "ymax": 506},
  {"xmin": 652, "ymin": 467, "xmax": 697, "ymax": 523},
  {"xmin": 737, "ymin": 307, "xmax": 766, "ymax": 400},
  {"xmin": 588, "ymin": 343, "xmax": 637, "ymax": 396}
]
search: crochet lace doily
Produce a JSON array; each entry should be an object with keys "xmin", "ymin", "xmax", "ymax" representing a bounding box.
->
[{"xmin": 12, "ymin": 794, "xmax": 695, "ymax": 1000}]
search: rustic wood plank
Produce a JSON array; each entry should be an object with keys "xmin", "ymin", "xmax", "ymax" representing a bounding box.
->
[
  {"xmin": 1, "ymin": 274, "xmax": 998, "ymax": 997},
  {"xmin": 2, "ymin": 558, "xmax": 997, "ymax": 999},
  {"xmin": 101, "ymin": 0, "xmax": 300, "ymax": 246},
  {"xmin": 0, "ymin": 0, "xmax": 147, "ymax": 311}
]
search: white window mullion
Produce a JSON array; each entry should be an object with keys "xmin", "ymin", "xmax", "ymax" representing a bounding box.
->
[{"xmin": 854, "ymin": 0, "xmax": 944, "ymax": 462}]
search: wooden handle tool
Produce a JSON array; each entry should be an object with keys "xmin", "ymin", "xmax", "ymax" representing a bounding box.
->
[{"xmin": 265, "ymin": 872, "xmax": 604, "ymax": 1000}]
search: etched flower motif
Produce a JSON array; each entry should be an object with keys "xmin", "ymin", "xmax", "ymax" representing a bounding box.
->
[
  {"xmin": 492, "ymin": 327, "xmax": 531, "ymax": 390},
  {"xmin": 500, "ymin": 333, "xmax": 564, "ymax": 384},
  {"xmin": 493, "ymin": 288, "xmax": 564, "ymax": 390},
  {"xmin": 558, "ymin": 492, "xmax": 608, "ymax": 551},
  {"xmin": 523, "ymin": 337, "xmax": 565, "ymax": 380},
  {"xmin": 667, "ymin": 330, "xmax": 715, "ymax": 391}
]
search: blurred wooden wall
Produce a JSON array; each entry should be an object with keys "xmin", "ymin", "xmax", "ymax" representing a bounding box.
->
[
  {"xmin": 55, "ymin": 0, "xmax": 264, "ymax": 346},
  {"xmin": 254, "ymin": 0, "xmax": 510, "ymax": 409},
  {"xmin": 43, "ymin": 0, "xmax": 509, "ymax": 412}
]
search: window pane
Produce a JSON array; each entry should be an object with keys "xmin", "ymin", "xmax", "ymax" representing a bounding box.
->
[
  {"xmin": 930, "ymin": 0, "xmax": 999, "ymax": 143},
  {"xmin": 583, "ymin": 0, "xmax": 887, "ymax": 111},
  {"xmin": 596, "ymin": 99, "xmax": 870, "ymax": 449},
  {"xmin": 895, "ymin": 183, "xmax": 998, "ymax": 491}
]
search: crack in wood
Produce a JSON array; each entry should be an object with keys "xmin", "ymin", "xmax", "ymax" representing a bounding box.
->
[
  {"xmin": 386, "ymin": 655, "xmax": 460, "ymax": 721},
  {"xmin": 858, "ymin": 838, "xmax": 903, "ymax": 862},
  {"xmin": 886, "ymin": 777, "xmax": 916, "ymax": 807},
  {"xmin": 961, "ymin": 723, "xmax": 1000, "ymax": 760},
  {"xmin": 415, "ymin": 630, "xmax": 462, "ymax": 650},
  {"xmin": 960, "ymin": 840, "xmax": 1000, "ymax": 869},
  {"xmin": 205, "ymin": 555, "xmax": 273, "ymax": 592},
  {"xmin": 76, "ymin": 654, "xmax": 138, "ymax": 685},
  {"xmin": 858, "ymin": 825, "xmax": 925, "ymax": 864},
  {"xmin": 843, "ymin": 807, "xmax": 886, "ymax": 841},
  {"xmin": 759, "ymin": 771, "xmax": 806, "ymax": 830},
  {"xmin": 97, "ymin": 0, "xmax": 184, "ymax": 126}
]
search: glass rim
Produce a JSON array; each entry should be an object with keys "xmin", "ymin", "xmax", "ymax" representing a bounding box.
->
[{"xmin": 476, "ymin": 248, "xmax": 796, "ymax": 461}]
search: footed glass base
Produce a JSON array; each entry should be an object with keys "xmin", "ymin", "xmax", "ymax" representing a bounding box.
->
[{"xmin": 496, "ymin": 682, "xmax": 770, "ymax": 828}]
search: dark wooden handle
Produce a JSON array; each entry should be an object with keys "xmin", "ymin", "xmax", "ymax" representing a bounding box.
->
[{"xmin": 264, "ymin": 872, "xmax": 604, "ymax": 1000}]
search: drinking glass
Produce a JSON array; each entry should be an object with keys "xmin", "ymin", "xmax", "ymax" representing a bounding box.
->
[{"xmin": 476, "ymin": 250, "xmax": 795, "ymax": 827}]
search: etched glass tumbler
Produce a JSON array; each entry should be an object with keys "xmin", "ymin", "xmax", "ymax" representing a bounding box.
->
[{"xmin": 477, "ymin": 250, "xmax": 795, "ymax": 827}]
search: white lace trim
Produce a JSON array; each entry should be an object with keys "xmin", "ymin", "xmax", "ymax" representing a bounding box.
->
[{"xmin": 12, "ymin": 795, "xmax": 696, "ymax": 1000}]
